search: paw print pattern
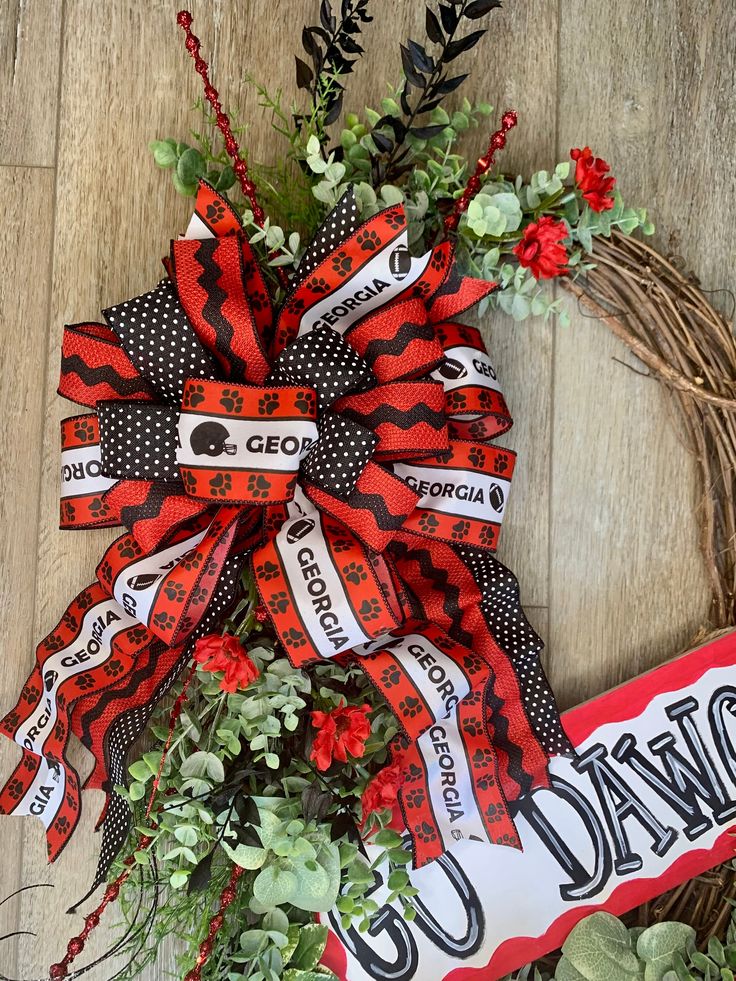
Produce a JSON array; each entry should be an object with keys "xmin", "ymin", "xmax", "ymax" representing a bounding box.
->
[
  {"xmin": 247, "ymin": 474, "xmax": 271, "ymax": 499},
  {"xmin": 407, "ymin": 762, "xmax": 423, "ymax": 782},
  {"xmin": 418, "ymin": 513, "xmax": 440, "ymax": 534},
  {"xmin": 331, "ymin": 536, "xmax": 353, "ymax": 553},
  {"xmin": 258, "ymin": 560, "xmax": 280, "ymax": 582},
  {"xmin": 416, "ymin": 822, "xmax": 438, "ymax": 844},
  {"xmin": 385, "ymin": 210, "xmax": 404, "ymax": 231},
  {"xmin": 404, "ymin": 787, "xmax": 426, "ymax": 808},
  {"xmin": 478, "ymin": 524, "xmax": 498, "ymax": 547},
  {"xmin": 7, "ymin": 778, "xmax": 24, "ymax": 801},
  {"xmin": 180, "ymin": 551, "xmax": 202, "ymax": 572},
  {"xmin": 472, "ymin": 748, "xmax": 495, "ymax": 768},
  {"xmin": 494, "ymin": 453, "xmax": 510, "ymax": 475},
  {"xmin": 65, "ymin": 791, "xmax": 79, "ymax": 811},
  {"xmin": 209, "ymin": 473, "xmax": 232, "ymax": 496},
  {"xmin": 184, "ymin": 383, "xmax": 206, "ymax": 409},
  {"xmin": 164, "ymin": 582, "xmax": 186, "ymax": 603},
  {"xmin": 73, "ymin": 419, "xmax": 96, "ymax": 443},
  {"xmin": 468, "ymin": 447, "xmax": 486, "ymax": 469},
  {"xmin": 284, "ymin": 627, "xmax": 306, "ymax": 649},
  {"xmin": 120, "ymin": 541, "xmax": 143, "ymax": 560},
  {"xmin": 88, "ymin": 497, "xmax": 107, "ymax": 517},
  {"xmin": 294, "ymin": 390, "xmax": 316, "ymax": 415},
  {"xmin": 359, "ymin": 598, "xmax": 382, "ymax": 621},
  {"xmin": 181, "ymin": 470, "xmax": 198, "ymax": 496},
  {"xmin": 205, "ymin": 201, "xmax": 226, "ymax": 224},
  {"xmin": 20, "ymin": 683, "xmax": 36, "ymax": 704},
  {"xmin": 447, "ymin": 392, "xmax": 468, "ymax": 412},
  {"xmin": 399, "ymin": 696, "xmax": 422, "ymax": 718},
  {"xmin": 342, "ymin": 562, "xmax": 367, "ymax": 585},
  {"xmin": 75, "ymin": 673, "xmax": 95, "ymax": 691},
  {"xmin": 357, "ymin": 229, "xmax": 380, "ymax": 252},
  {"xmin": 152, "ymin": 612, "xmax": 176, "ymax": 633},
  {"xmin": 53, "ymin": 815, "xmax": 71, "ymax": 836},
  {"xmin": 331, "ymin": 252, "xmax": 352, "ymax": 277},
  {"xmin": 269, "ymin": 591, "xmax": 290, "ymax": 615},
  {"xmin": 430, "ymin": 249, "xmax": 446, "ymax": 272},
  {"xmin": 258, "ymin": 392, "xmax": 280, "ymax": 416},
  {"xmin": 451, "ymin": 520, "xmax": 470, "ymax": 540},
  {"xmin": 381, "ymin": 666, "xmax": 401, "ymax": 688},
  {"xmin": 45, "ymin": 634, "xmax": 66, "ymax": 653},
  {"xmin": 308, "ymin": 276, "xmax": 330, "ymax": 295},
  {"xmin": 5, "ymin": 709, "xmax": 25, "ymax": 732},
  {"xmin": 60, "ymin": 501, "xmax": 75, "ymax": 524},
  {"xmin": 103, "ymin": 659, "xmax": 125, "ymax": 678},
  {"xmin": 219, "ymin": 388, "xmax": 244, "ymax": 413}
]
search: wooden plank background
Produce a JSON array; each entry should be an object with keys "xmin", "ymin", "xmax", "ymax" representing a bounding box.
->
[{"xmin": 0, "ymin": 0, "xmax": 734, "ymax": 975}]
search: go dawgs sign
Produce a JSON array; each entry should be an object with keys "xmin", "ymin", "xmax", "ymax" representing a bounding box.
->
[{"xmin": 324, "ymin": 631, "xmax": 736, "ymax": 981}]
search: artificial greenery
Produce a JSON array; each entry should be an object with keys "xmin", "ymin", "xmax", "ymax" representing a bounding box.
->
[
  {"xmin": 113, "ymin": 570, "xmax": 416, "ymax": 981},
  {"xmin": 150, "ymin": 0, "xmax": 651, "ymax": 321},
  {"xmin": 500, "ymin": 902, "xmax": 736, "ymax": 981}
]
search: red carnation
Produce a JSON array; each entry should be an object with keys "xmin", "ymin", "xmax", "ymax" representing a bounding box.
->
[
  {"xmin": 310, "ymin": 702, "xmax": 372, "ymax": 771},
  {"xmin": 361, "ymin": 759, "xmax": 404, "ymax": 825},
  {"xmin": 193, "ymin": 633, "xmax": 259, "ymax": 693},
  {"xmin": 571, "ymin": 146, "xmax": 616, "ymax": 212},
  {"xmin": 513, "ymin": 217, "xmax": 569, "ymax": 280}
]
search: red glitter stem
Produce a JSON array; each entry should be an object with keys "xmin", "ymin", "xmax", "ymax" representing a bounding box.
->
[
  {"xmin": 444, "ymin": 109, "xmax": 518, "ymax": 234},
  {"xmin": 183, "ymin": 864, "xmax": 245, "ymax": 981},
  {"xmin": 145, "ymin": 662, "xmax": 195, "ymax": 819},
  {"xmin": 176, "ymin": 10, "xmax": 288, "ymax": 288}
]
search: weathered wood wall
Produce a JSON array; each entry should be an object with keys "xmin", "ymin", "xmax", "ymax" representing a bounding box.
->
[{"xmin": 0, "ymin": 0, "xmax": 734, "ymax": 975}]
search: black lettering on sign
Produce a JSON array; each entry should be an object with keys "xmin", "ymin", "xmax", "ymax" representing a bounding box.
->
[
  {"xmin": 710, "ymin": 686, "xmax": 736, "ymax": 786},
  {"xmin": 514, "ymin": 774, "xmax": 613, "ymax": 902},
  {"xmin": 573, "ymin": 744, "xmax": 678, "ymax": 874}
]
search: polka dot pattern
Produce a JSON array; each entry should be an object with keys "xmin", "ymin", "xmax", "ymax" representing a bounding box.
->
[
  {"xmin": 97, "ymin": 402, "xmax": 180, "ymax": 480},
  {"xmin": 270, "ymin": 322, "xmax": 374, "ymax": 413},
  {"xmin": 294, "ymin": 189, "xmax": 360, "ymax": 285},
  {"xmin": 458, "ymin": 544, "xmax": 573, "ymax": 757},
  {"xmin": 87, "ymin": 554, "xmax": 244, "ymax": 897},
  {"xmin": 103, "ymin": 280, "xmax": 216, "ymax": 405},
  {"xmin": 302, "ymin": 412, "xmax": 378, "ymax": 496}
]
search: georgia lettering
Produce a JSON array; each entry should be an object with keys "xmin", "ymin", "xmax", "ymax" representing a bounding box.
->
[
  {"xmin": 297, "ymin": 546, "xmax": 351, "ymax": 651},
  {"xmin": 428, "ymin": 725, "xmax": 466, "ymax": 824},
  {"xmin": 310, "ymin": 278, "xmax": 391, "ymax": 331}
]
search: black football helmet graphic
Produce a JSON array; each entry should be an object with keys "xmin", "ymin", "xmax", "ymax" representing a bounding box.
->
[{"xmin": 189, "ymin": 421, "xmax": 237, "ymax": 457}]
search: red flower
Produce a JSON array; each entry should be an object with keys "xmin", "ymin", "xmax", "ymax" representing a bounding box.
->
[
  {"xmin": 193, "ymin": 633, "xmax": 259, "ymax": 693},
  {"xmin": 571, "ymin": 146, "xmax": 616, "ymax": 212},
  {"xmin": 513, "ymin": 217, "xmax": 569, "ymax": 280},
  {"xmin": 310, "ymin": 702, "xmax": 372, "ymax": 771},
  {"xmin": 361, "ymin": 759, "xmax": 404, "ymax": 825}
]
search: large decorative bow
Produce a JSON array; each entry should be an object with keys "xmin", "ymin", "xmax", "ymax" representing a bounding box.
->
[{"xmin": 1, "ymin": 180, "xmax": 571, "ymax": 886}]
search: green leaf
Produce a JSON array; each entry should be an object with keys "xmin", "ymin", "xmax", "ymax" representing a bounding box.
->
[
  {"xmin": 253, "ymin": 865, "xmax": 298, "ymax": 907},
  {"xmin": 173, "ymin": 825, "xmax": 198, "ymax": 847},
  {"xmin": 128, "ymin": 760, "xmax": 151, "ymax": 783},
  {"xmin": 149, "ymin": 139, "xmax": 178, "ymax": 169},
  {"xmin": 291, "ymin": 923, "xmax": 329, "ymax": 972},
  {"xmin": 129, "ymin": 781, "xmax": 146, "ymax": 802},
  {"xmin": 562, "ymin": 912, "xmax": 641, "ymax": 981},
  {"xmin": 177, "ymin": 147, "xmax": 205, "ymax": 186},
  {"xmin": 637, "ymin": 923, "xmax": 696, "ymax": 981},
  {"xmin": 373, "ymin": 829, "xmax": 404, "ymax": 848}
]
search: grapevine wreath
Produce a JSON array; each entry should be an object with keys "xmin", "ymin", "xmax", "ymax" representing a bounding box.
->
[{"xmin": 1, "ymin": 5, "xmax": 735, "ymax": 981}]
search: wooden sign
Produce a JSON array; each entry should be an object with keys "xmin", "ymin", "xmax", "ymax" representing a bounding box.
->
[{"xmin": 323, "ymin": 631, "xmax": 736, "ymax": 981}]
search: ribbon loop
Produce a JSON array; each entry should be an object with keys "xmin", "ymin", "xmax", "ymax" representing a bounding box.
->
[
  {"xmin": 98, "ymin": 402, "xmax": 181, "ymax": 480},
  {"xmin": 177, "ymin": 379, "xmax": 318, "ymax": 503},
  {"xmin": 253, "ymin": 508, "xmax": 400, "ymax": 666},
  {"xmin": 60, "ymin": 414, "xmax": 120, "ymax": 530},
  {"xmin": 396, "ymin": 440, "xmax": 515, "ymax": 551}
]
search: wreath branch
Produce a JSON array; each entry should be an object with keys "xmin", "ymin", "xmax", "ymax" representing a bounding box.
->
[{"xmin": 564, "ymin": 230, "xmax": 736, "ymax": 627}]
